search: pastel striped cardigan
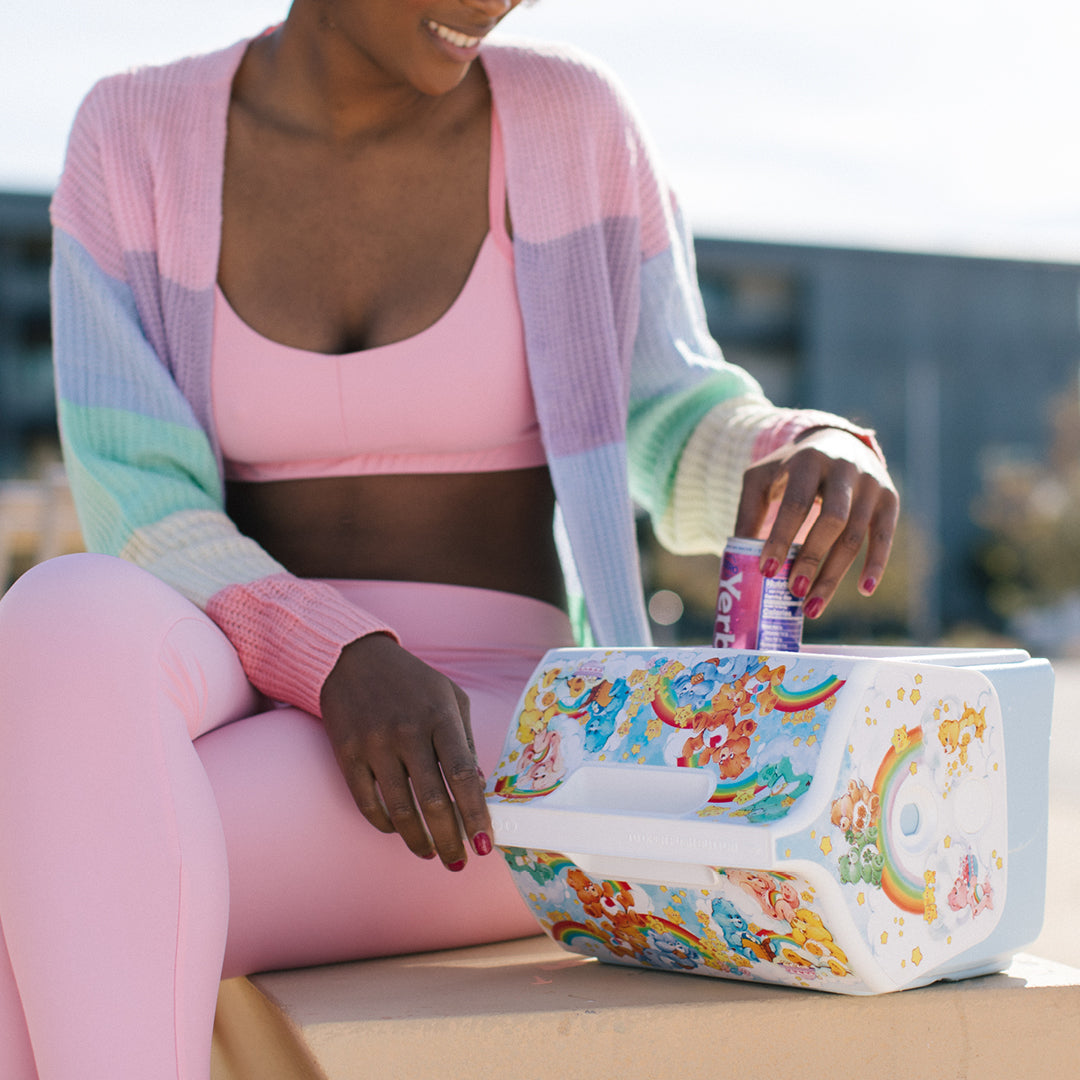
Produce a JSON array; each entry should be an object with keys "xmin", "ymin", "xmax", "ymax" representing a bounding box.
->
[{"xmin": 50, "ymin": 35, "xmax": 873, "ymax": 716}]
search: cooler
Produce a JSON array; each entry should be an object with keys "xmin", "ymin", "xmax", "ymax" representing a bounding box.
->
[{"xmin": 485, "ymin": 644, "xmax": 1053, "ymax": 995}]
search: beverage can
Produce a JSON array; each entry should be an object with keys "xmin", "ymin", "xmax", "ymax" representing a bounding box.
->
[{"xmin": 713, "ymin": 537, "xmax": 804, "ymax": 651}]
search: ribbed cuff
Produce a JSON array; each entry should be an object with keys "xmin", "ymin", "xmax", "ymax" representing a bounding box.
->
[
  {"xmin": 206, "ymin": 574, "xmax": 399, "ymax": 717},
  {"xmin": 655, "ymin": 398, "xmax": 774, "ymax": 554},
  {"xmin": 751, "ymin": 408, "xmax": 884, "ymax": 464},
  {"xmin": 656, "ymin": 403, "xmax": 885, "ymax": 556}
]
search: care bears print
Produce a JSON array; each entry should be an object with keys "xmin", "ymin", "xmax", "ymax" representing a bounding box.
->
[{"xmin": 488, "ymin": 647, "xmax": 1016, "ymax": 994}]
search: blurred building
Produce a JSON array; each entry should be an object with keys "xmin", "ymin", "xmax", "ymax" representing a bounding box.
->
[
  {"xmin": 2, "ymin": 190, "xmax": 1079, "ymax": 638},
  {"xmin": 693, "ymin": 239, "xmax": 1080, "ymax": 640},
  {"xmin": 0, "ymin": 193, "xmax": 53, "ymax": 474}
]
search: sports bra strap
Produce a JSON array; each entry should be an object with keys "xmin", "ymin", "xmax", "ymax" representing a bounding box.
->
[{"xmin": 488, "ymin": 102, "xmax": 512, "ymax": 258}]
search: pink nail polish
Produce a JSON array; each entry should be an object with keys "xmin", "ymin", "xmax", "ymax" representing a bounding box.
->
[
  {"xmin": 791, "ymin": 575, "xmax": 810, "ymax": 599},
  {"xmin": 862, "ymin": 576, "xmax": 877, "ymax": 594},
  {"xmin": 473, "ymin": 832, "xmax": 493, "ymax": 856},
  {"xmin": 448, "ymin": 860, "xmax": 467, "ymax": 873},
  {"xmin": 762, "ymin": 557, "xmax": 780, "ymax": 578},
  {"xmin": 805, "ymin": 597, "xmax": 824, "ymax": 620}
]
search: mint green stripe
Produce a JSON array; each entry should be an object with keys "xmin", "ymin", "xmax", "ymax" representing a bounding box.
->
[
  {"xmin": 59, "ymin": 401, "xmax": 222, "ymax": 555},
  {"xmin": 627, "ymin": 375, "xmax": 750, "ymax": 519}
]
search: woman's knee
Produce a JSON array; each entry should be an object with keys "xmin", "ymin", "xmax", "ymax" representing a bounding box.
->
[
  {"xmin": 0, "ymin": 554, "xmax": 257, "ymax": 737},
  {"xmin": 1, "ymin": 553, "xmax": 213, "ymax": 648}
]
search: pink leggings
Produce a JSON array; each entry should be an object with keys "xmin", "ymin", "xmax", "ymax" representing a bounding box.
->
[{"xmin": 0, "ymin": 554, "xmax": 573, "ymax": 1080}]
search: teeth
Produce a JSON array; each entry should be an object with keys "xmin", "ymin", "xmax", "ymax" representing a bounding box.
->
[{"xmin": 425, "ymin": 19, "xmax": 481, "ymax": 49}]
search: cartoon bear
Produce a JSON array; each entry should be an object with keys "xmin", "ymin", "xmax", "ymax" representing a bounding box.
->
[
  {"xmin": 728, "ymin": 870, "xmax": 801, "ymax": 923},
  {"xmin": 683, "ymin": 715, "xmax": 756, "ymax": 777},
  {"xmin": 788, "ymin": 908, "xmax": 848, "ymax": 975},
  {"xmin": 947, "ymin": 853, "xmax": 994, "ymax": 917},
  {"xmin": 830, "ymin": 778, "xmax": 879, "ymax": 835},
  {"xmin": 581, "ymin": 678, "xmax": 632, "ymax": 753},
  {"xmin": 938, "ymin": 703, "xmax": 986, "ymax": 766},
  {"xmin": 518, "ymin": 728, "xmax": 565, "ymax": 791},
  {"xmin": 639, "ymin": 928, "xmax": 700, "ymax": 971},
  {"xmin": 710, "ymin": 896, "xmax": 771, "ymax": 963},
  {"xmin": 566, "ymin": 869, "xmax": 634, "ymax": 920},
  {"xmin": 670, "ymin": 659, "xmax": 725, "ymax": 712}
]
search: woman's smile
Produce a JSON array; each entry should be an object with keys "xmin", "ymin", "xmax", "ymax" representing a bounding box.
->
[{"xmin": 423, "ymin": 18, "xmax": 484, "ymax": 51}]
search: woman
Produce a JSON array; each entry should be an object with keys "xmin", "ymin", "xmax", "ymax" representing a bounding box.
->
[{"xmin": 0, "ymin": 2, "xmax": 898, "ymax": 1077}]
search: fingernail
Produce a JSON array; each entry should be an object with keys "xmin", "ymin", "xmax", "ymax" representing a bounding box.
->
[
  {"xmin": 791, "ymin": 575, "xmax": 810, "ymax": 599},
  {"xmin": 473, "ymin": 832, "xmax": 493, "ymax": 856},
  {"xmin": 448, "ymin": 860, "xmax": 467, "ymax": 873},
  {"xmin": 422, "ymin": 851, "xmax": 437, "ymax": 861},
  {"xmin": 762, "ymin": 558, "xmax": 780, "ymax": 578},
  {"xmin": 861, "ymin": 576, "xmax": 877, "ymax": 594},
  {"xmin": 805, "ymin": 597, "xmax": 824, "ymax": 620}
]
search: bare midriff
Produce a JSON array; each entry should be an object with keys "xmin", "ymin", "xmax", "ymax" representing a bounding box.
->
[{"xmin": 225, "ymin": 469, "xmax": 566, "ymax": 608}]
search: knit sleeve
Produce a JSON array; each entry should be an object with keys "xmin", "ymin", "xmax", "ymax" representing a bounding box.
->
[
  {"xmin": 650, "ymin": 401, "xmax": 883, "ymax": 555},
  {"xmin": 50, "ymin": 73, "xmax": 397, "ymax": 716},
  {"xmin": 625, "ymin": 154, "xmax": 882, "ymax": 556},
  {"xmin": 623, "ymin": 169, "xmax": 768, "ymax": 538}
]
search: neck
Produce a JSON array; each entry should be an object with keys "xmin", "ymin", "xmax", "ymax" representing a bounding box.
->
[{"xmin": 238, "ymin": 12, "xmax": 476, "ymax": 145}]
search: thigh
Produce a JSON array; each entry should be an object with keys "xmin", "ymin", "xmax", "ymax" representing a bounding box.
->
[
  {"xmin": 0, "ymin": 553, "xmax": 260, "ymax": 743},
  {"xmin": 200, "ymin": 579, "xmax": 573, "ymax": 976},
  {"xmin": 201, "ymin": 696, "xmax": 536, "ymax": 979}
]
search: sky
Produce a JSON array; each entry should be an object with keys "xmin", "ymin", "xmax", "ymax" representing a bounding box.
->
[{"xmin": 5, "ymin": 0, "xmax": 1079, "ymax": 262}]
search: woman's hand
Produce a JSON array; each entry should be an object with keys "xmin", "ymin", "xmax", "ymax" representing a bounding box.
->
[
  {"xmin": 319, "ymin": 633, "xmax": 493, "ymax": 870},
  {"xmin": 733, "ymin": 428, "xmax": 900, "ymax": 619}
]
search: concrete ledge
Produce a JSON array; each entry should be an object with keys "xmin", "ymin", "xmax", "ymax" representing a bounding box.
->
[{"xmin": 211, "ymin": 936, "xmax": 1080, "ymax": 1080}]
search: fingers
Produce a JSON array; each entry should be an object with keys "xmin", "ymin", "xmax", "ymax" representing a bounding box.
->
[
  {"xmin": 739, "ymin": 433, "xmax": 900, "ymax": 619},
  {"xmin": 347, "ymin": 762, "xmax": 396, "ymax": 835},
  {"xmin": 856, "ymin": 484, "xmax": 900, "ymax": 597},
  {"xmin": 362, "ymin": 698, "xmax": 491, "ymax": 871},
  {"xmin": 733, "ymin": 459, "xmax": 786, "ymax": 542},
  {"xmin": 434, "ymin": 700, "xmax": 495, "ymax": 859},
  {"xmin": 321, "ymin": 636, "xmax": 493, "ymax": 871},
  {"xmin": 784, "ymin": 469, "xmax": 872, "ymax": 617}
]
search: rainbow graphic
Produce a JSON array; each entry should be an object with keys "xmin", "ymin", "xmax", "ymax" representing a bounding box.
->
[
  {"xmin": 548, "ymin": 915, "xmax": 705, "ymax": 963},
  {"xmin": 551, "ymin": 694, "xmax": 590, "ymax": 719},
  {"xmin": 773, "ymin": 674, "xmax": 846, "ymax": 713},
  {"xmin": 636, "ymin": 916, "xmax": 709, "ymax": 964},
  {"xmin": 522, "ymin": 678, "xmax": 590, "ymax": 721},
  {"xmin": 654, "ymin": 668, "xmax": 845, "ymax": 729},
  {"xmin": 872, "ymin": 726, "xmax": 927, "ymax": 913},
  {"xmin": 538, "ymin": 852, "xmax": 579, "ymax": 876},
  {"xmin": 702, "ymin": 775, "xmax": 768, "ymax": 806},
  {"xmin": 507, "ymin": 850, "xmax": 579, "ymax": 886},
  {"xmin": 492, "ymin": 773, "xmax": 564, "ymax": 802},
  {"xmin": 651, "ymin": 679, "xmax": 690, "ymax": 727},
  {"xmin": 548, "ymin": 920, "xmax": 614, "ymax": 954}
]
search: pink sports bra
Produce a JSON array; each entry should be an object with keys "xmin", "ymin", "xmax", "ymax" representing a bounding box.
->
[{"xmin": 212, "ymin": 107, "xmax": 546, "ymax": 481}]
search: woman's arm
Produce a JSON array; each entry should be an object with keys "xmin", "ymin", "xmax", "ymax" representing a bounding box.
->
[{"xmin": 623, "ymin": 139, "xmax": 898, "ymax": 614}]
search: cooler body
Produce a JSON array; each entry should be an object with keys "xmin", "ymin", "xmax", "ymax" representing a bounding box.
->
[{"xmin": 486, "ymin": 645, "xmax": 1052, "ymax": 995}]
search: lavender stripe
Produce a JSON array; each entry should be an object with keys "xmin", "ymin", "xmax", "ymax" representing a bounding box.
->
[
  {"xmin": 52, "ymin": 231, "xmax": 206, "ymax": 432},
  {"xmin": 515, "ymin": 216, "xmax": 639, "ymax": 459},
  {"xmin": 550, "ymin": 442, "xmax": 652, "ymax": 647},
  {"xmin": 629, "ymin": 244, "xmax": 757, "ymax": 404}
]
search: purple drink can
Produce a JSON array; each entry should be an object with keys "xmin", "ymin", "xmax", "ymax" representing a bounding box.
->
[{"xmin": 713, "ymin": 538, "xmax": 804, "ymax": 651}]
